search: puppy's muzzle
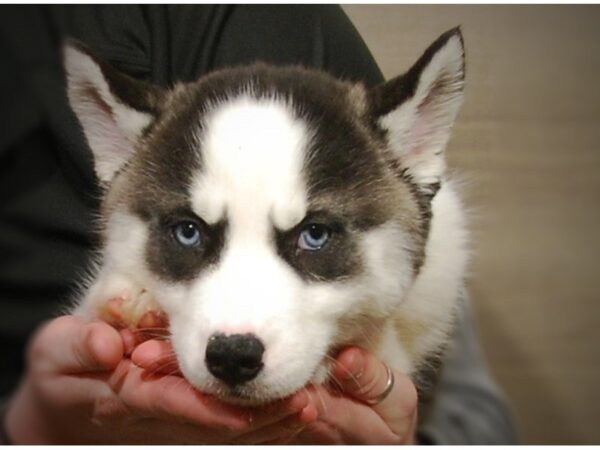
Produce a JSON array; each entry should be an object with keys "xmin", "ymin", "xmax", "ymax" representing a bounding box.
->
[{"xmin": 205, "ymin": 333, "xmax": 265, "ymax": 385}]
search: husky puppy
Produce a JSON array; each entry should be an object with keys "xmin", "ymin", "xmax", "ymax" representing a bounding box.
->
[{"xmin": 64, "ymin": 28, "xmax": 468, "ymax": 406}]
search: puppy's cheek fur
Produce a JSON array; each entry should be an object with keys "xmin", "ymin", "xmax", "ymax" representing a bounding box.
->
[
  {"xmin": 359, "ymin": 223, "xmax": 416, "ymax": 309},
  {"xmin": 103, "ymin": 210, "xmax": 150, "ymax": 275}
]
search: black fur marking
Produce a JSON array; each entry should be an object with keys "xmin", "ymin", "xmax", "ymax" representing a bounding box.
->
[
  {"xmin": 66, "ymin": 39, "xmax": 165, "ymax": 116},
  {"xmin": 368, "ymin": 27, "xmax": 464, "ymax": 119},
  {"xmin": 145, "ymin": 210, "xmax": 227, "ymax": 283},
  {"xmin": 98, "ymin": 60, "xmax": 164, "ymax": 116},
  {"xmin": 301, "ymin": 97, "xmax": 395, "ymax": 232},
  {"xmin": 400, "ymin": 171, "xmax": 440, "ymax": 273},
  {"xmin": 275, "ymin": 211, "xmax": 361, "ymax": 282}
]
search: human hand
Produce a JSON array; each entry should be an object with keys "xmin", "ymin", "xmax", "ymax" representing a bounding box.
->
[
  {"xmin": 284, "ymin": 347, "xmax": 418, "ymax": 444},
  {"xmin": 133, "ymin": 340, "xmax": 418, "ymax": 445},
  {"xmin": 3, "ymin": 315, "xmax": 313, "ymax": 444}
]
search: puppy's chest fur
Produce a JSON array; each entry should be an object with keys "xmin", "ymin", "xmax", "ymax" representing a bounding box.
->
[{"xmin": 66, "ymin": 28, "xmax": 469, "ymax": 406}]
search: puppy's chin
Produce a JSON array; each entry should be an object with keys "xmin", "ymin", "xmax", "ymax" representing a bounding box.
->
[
  {"xmin": 198, "ymin": 382, "xmax": 301, "ymax": 407},
  {"xmin": 213, "ymin": 388, "xmax": 291, "ymax": 407},
  {"xmin": 191, "ymin": 358, "xmax": 332, "ymax": 406}
]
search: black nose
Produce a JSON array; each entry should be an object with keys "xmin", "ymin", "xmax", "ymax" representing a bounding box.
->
[{"xmin": 205, "ymin": 333, "xmax": 265, "ymax": 386}]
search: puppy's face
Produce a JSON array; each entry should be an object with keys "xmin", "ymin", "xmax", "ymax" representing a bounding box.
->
[{"xmin": 65, "ymin": 29, "xmax": 464, "ymax": 404}]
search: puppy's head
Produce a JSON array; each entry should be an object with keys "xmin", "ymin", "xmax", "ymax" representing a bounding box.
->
[{"xmin": 64, "ymin": 29, "xmax": 464, "ymax": 404}]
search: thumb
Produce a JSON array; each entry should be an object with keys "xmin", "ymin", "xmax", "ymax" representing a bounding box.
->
[
  {"xmin": 333, "ymin": 347, "xmax": 418, "ymax": 438},
  {"xmin": 29, "ymin": 315, "xmax": 124, "ymax": 374},
  {"xmin": 131, "ymin": 339, "xmax": 181, "ymax": 375}
]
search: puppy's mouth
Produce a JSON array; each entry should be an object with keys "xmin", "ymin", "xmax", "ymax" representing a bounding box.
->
[
  {"xmin": 206, "ymin": 381, "xmax": 297, "ymax": 406},
  {"xmin": 218, "ymin": 386, "xmax": 258, "ymax": 405},
  {"xmin": 199, "ymin": 355, "xmax": 334, "ymax": 406}
]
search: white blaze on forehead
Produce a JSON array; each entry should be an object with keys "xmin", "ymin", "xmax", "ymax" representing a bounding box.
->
[{"xmin": 191, "ymin": 96, "xmax": 309, "ymax": 234}]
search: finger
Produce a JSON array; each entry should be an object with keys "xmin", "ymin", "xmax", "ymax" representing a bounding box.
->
[
  {"xmin": 134, "ymin": 310, "xmax": 170, "ymax": 345},
  {"xmin": 120, "ymin": 329, "xmax": 138, "ymax": 356},
  {"xmin": 301, "ymin": 383, "xmax": 405, "ymax": 444},
  {"xmin": 333, "ymin": 347, "xmax": 418, "ymax": 438},
  {"xmin": 29, "ymin": 315, "xmax": 123, "ymax": 374},
  {"xmin": 131, "ymin": 339, "xmax": 181, "ymax": 376},
  {"xmin": 242, "ymin": 390, "xmax": 311, "ymax": 430},
  {"xmin": 231, "ymin": 412, "xmax": 306, "ymax": 445},
  {"xmin": 137, "ymin": 309, "xmax": 169, "ymax": 330},
  {"xmin": 111, "ymin": 364, "xmax": 252, "ymax": 433}
]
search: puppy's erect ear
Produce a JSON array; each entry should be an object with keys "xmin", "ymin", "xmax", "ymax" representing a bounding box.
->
[
  {"xmin": 370, "ymin": 28, "xmax": 465, "ymax": 189},
  {"xmin": 63, "ymin": 41, "xmax": 164, "ymax": 183}
]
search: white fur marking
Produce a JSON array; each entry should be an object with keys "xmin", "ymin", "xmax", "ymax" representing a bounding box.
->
[{"xmin": 191, "ymin": 96, "xmax": 309, "ymax": 232}]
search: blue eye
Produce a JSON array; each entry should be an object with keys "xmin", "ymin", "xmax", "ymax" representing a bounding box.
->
[
  {"xmin": 298, "ymin": 224, "xmax": 331, "ymax": 251},
  {"xmin": 173, "ymin": 222, "xmax": 202, "ymax": 248}
]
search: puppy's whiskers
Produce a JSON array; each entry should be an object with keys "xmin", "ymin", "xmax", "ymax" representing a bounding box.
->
[
  {"xmin": 307, "ymin": 380, "xmax": 328, "ymax": 417},
  {"xmin": 324, "ymin": 353, "xmax": 361, "ymax": 391}
]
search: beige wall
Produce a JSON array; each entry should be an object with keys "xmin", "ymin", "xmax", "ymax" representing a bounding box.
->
[{"xmin": 343, "ymin": 5, "xmax": 600, "ymax": 445}]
